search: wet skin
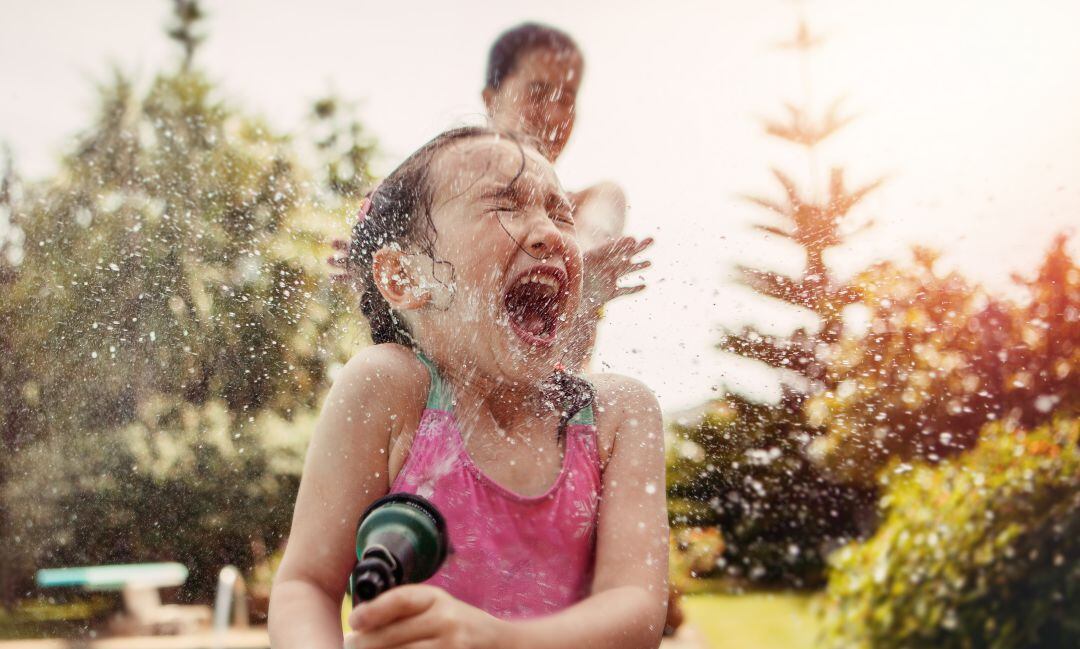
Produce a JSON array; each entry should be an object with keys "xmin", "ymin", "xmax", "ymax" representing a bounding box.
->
[{"xmin": 378, "ymin": 135, "xmax": 585, "ymax": 390}]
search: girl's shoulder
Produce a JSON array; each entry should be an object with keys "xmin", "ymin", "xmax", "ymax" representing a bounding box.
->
[
  {"xmin": 333, "ymin": 343, "xmax": 431, "ymax": 421},
  {"xmin": 585, "ymin": 372, "xmax": 659, "ymax": 413},
  {"xmin": 581, "ymin": 373, "xmax": 661, "ymax": 466}
]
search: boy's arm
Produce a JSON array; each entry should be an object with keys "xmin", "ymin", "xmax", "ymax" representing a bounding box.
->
[
  {"xmin": 569, "ymin": 181, "xmax": 627, "ymax": 252},
  {"xmin": 505, "ymin": 374, "xmax": 669, "ymax": 649},
  {"xmin": 565, "ymin": 237, "xmax": 653, "ymax": 371},
  {"xmin": 268, "ymin": 345, "xmax": 426, "ymax": 649}
]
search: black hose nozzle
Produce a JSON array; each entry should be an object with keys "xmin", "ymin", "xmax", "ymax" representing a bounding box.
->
[{"xmin": 347, "ymin": 493, "xmax": 449, "ymax": 606}]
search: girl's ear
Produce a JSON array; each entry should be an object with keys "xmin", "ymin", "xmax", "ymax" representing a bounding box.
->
[{"xmin": 371, "ymin": 247, "xmax": 432, "ymax": 311}]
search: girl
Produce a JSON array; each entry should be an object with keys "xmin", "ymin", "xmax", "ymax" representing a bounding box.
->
[{"xmin": 269, "ymin": 126, "xmax": 668, "ymax": 649}]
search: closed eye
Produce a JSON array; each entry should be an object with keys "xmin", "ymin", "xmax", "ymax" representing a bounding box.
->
[
  {"xmin": 547, "ymin": 195, "xmax": 575, "ymax": 226},
  {"xmin": 550, "ymin": 207, "xmax": 575, "ymax": 225}
]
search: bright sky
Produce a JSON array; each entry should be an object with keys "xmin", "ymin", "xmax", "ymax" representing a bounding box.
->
[{"xmin": 3, "ymin": 0, "xmax": 1079, "ymax": 412}]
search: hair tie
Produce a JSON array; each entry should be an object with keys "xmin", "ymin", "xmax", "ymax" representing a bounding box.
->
[
  {"xmin": 356, "ymin": 196, "xmax": 373, "ymax": 222},
  {"xmin": 355, "ymin": 184, "xmax": 381, "ymax": 223}
]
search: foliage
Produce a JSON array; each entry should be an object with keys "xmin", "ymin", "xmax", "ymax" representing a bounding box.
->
[
  {"xmin": 309, "ymin": 96, "xmax": 378, "ymax": 203},
  {"xmin": 0, "ymin": 60, "xmax": 371, "ymax": 601},
  {"xmin": 819, "ymin": 416, "xmax": 1080, "ymax": 649},
  {"xmin": 0, "ymin": 595, "xmax": 115, "ymax": 640},
  {"xmin": 668, "ymin": 397, "xmax": 874, "ymax": 587},
  {"xmin": 669, "ymin": 527, "xmax": 725, "ymax": 588},
  {"xmin": 5, "ymin": 401, "xmax": 313, "ymax": 599},
  {"xmin": 808, "ymin": 238, "xmax": 1080, "ymax": 484}
]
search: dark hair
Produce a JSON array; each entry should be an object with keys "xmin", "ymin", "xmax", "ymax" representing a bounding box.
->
[
  {"xmin": 485, "ymin": 22, "xmax": 581, "ymax": 91},
  {"xmin": 346, "ymin": 126, "xmax": 496, "ymax": 346},
  {"xmin": 346, "ymin": 125, "xmax": 594, "ymax": 429}
]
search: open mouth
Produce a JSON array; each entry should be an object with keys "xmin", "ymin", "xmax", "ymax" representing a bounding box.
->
[{"xmin": 503, "ymin": 266, "xmax": 569, "ymax": 348}]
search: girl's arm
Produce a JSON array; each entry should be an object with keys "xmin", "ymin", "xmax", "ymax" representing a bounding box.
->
[
  {"xmin": 269, "ymin": 345, "xmax": 426, "ymax": 649},
  {"xmin": 505, "ymin": 374, "xmax": 669, "ymax": 648},
  {"xmin": 346, "ymin": 374, "xmax": 669, "ymax": 649}
]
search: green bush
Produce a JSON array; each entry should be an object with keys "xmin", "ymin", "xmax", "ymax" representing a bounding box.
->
[
  {"xmin": 668, "ymin": 397, "xmax": 874, "ymax": 589},
  {"xmin": 3, "ymin": 399, "xmax": 314, "ymax": 600},
  {"xmin": 818, "ymin": 417, "xmax": 1080, "ymax": 648},
  {"xmin": 0, "ymin": 67, "xmax": 371, "ymax": 602}
]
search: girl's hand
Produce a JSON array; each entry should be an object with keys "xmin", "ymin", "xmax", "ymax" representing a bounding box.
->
[
  {"xmin": 344, "ymin": 585, "xmax": 506, "ymax": 649},
  {"xmin": 581, "ymin": 236, "xmax": 654, "ymax": 315}
]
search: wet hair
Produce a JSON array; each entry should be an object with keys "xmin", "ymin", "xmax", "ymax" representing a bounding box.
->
[
  {"xmin": 346, "ymin": 125, "xmax": 492, "ymax": 347},
  {"xmin": 485, "ymin": 22, "xmax": 581, "ymax": 91},
  {"xmin": 346, "ymin": 125, "xmax": 594, "ymax": 431}
]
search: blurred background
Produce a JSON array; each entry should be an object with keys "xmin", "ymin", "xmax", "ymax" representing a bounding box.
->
[{"xmin": 1, "ymin": 1, "xmax": 1078, "ymax": 647}]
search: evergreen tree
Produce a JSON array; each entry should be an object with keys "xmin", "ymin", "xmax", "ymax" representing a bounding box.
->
[
  {"xmin": 722, "ymin": 16, "xmax": 879, "ymax": 402},
  {"xmin": 668, "ymin": 15, "xmax": 878, "ymax": 588},
  {"xmin": 166, "ymin": 0, "xmax": 205, "ymax": 72}
]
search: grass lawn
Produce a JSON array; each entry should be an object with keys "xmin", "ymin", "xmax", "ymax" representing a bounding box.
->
[
  {"xmin": 680, "ymin": 592, "xmax": 819, "ymax": 649},
  {"xmin": 0, "ymin": 596, "xmax": 113, "ymax": 640}
]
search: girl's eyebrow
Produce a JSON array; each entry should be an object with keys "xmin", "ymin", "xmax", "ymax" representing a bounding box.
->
[{"xmin": 478, "ymin": 183, "xmax": 526, "ymax": 202}]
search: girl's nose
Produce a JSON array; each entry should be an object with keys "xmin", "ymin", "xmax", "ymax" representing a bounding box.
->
[{"xmin": 524, "ymin": 213, "xmax": 563, "ymax": 259}]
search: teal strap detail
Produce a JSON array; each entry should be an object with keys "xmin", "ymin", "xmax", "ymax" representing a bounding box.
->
[
  {"xmin": 568, "ymin": 403, "xmax": 595, "ymax": 426},
  {"xmin": 415, "ymin": 352, "xmax": 454, "ymax": 411}
]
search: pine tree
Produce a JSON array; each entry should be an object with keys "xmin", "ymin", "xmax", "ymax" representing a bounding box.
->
[
  {"xmin": 167, "ymin": 0, "xmax": 205, "ymax": 72},
  {"xmin": 720, "ymin": 16, "xmax": 879, "ymax": 402},
  {"xmin": 668, "ymin": 13, "xmax": 878, "ymax": 588}
]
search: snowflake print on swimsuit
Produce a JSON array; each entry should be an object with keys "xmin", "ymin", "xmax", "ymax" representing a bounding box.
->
[{"xmin": 571, "ymin": 488, "xmax": 599, "ymax": 540}]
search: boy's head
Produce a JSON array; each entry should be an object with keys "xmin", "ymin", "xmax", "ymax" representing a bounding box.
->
[
  {"xmin": 482, "ymin": 23, "xmax": 584, "ymax": 163},
  {"xmin": 348, "ymin": 127, "xmax": 583, "ymax": 383}
]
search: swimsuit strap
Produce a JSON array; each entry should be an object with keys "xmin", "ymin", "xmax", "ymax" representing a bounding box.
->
[
  {"xmin": 415, "ymin": 351, "xmax": 454, "ymax": 411},
  {"xmin": 414, "ymin": 350, "xmax": 595, "ymax": 426},
  {"xmin": 562, "ymin": 372, "xmax": 596, "ymax": 427},
  {"xmin": 567, "ymin": 399, "xmax": 595, "ymax": 426}
]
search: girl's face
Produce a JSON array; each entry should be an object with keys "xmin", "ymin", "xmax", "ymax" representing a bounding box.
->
[
  {"xmin": 484, "ymin": 47, "xmax": 583, "ymax": 162},
  {"xmin": 408, "ymin": 136, "xmax": 583, "ymax": 385}
]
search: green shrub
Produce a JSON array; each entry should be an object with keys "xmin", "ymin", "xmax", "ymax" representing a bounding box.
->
[
  {"xmin": 668, "ymin": 397, "xmax": 874, "ymax": 589},
  {"xmin": 0, "ymin": 68, "xmax": 371, "ymax": 601},
  {"xmin": 3, "ymin": 399, "xmax": 314, "ymax": 600},
  {"xmin": 818, "ymin": 417, "xmax": 1080, "ymax": 648}
]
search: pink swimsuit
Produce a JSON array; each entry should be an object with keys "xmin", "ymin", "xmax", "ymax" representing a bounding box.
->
[{"xmin": 389, "ymin": 354, "xmax": 602, "ymax": 619}]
